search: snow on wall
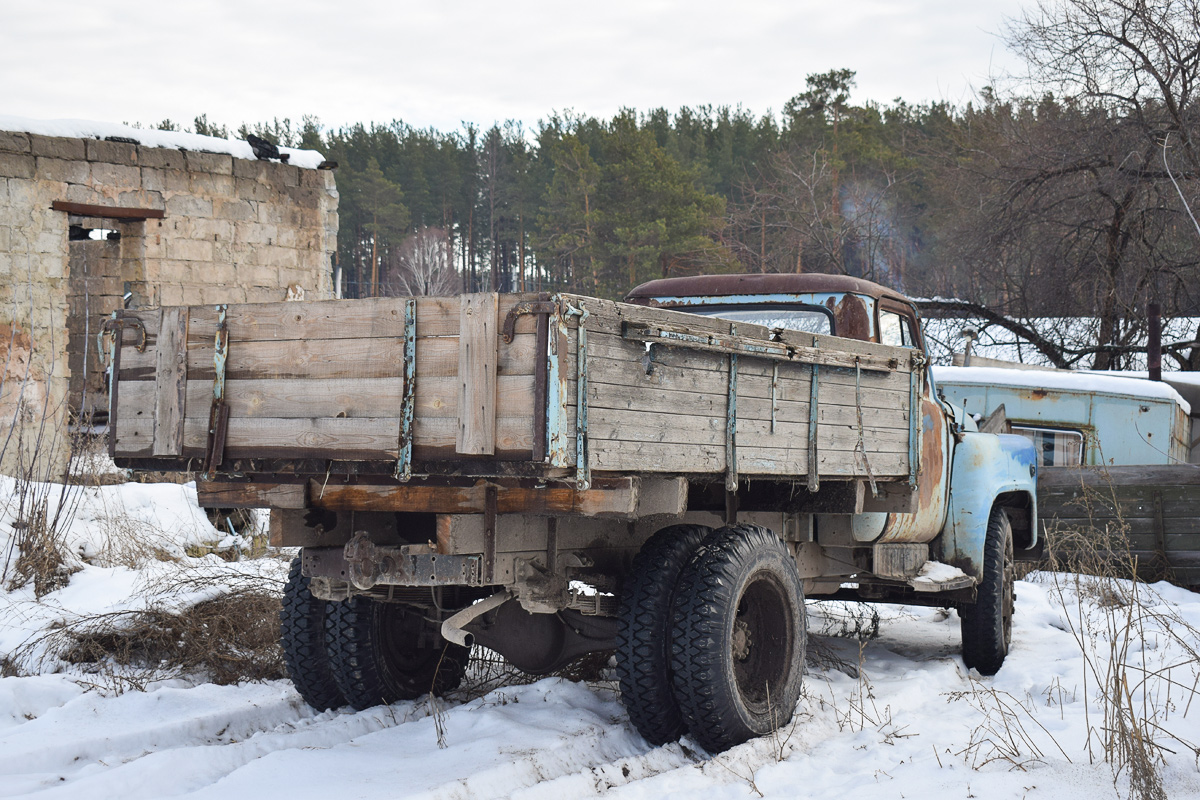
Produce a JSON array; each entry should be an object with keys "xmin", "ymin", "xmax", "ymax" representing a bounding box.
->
[{"xmin": 0, "ymin": 114, "xmax": 326, "ymax": 169}]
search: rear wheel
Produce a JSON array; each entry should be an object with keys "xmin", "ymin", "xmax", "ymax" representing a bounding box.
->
[
  {"xmin": 280, "ymin": 556, "xmax": 345, "ymax": 711},
  {"xmin": 670, "ymin": 524, "xmax": 806, "ymax": 753},
  {"xmin": 960, "ymin": 506, "xmax": 1015, "ymax": 675},
  {"xmin": 616, "ymin": 524, "xmax": 711, "ymax": 745},
  {"xmin": 325, "ymin": 596, "xmax": 470, "ymax": 709}
]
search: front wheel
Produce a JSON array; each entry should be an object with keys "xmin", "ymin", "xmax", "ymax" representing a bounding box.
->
[
  {"xmin": 960, "ymin": 506, "xmax": 1015, "ymax": 675},
  {"xmin": 325, "ymin": 596, "xmax": 470, "ymax": 709},
  {"xmin": 670, "ymin": 524, "xmax": 806, "ymax": 753}
]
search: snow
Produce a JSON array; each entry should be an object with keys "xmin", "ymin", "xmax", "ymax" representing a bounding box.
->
[
  {"xmin": 4, "ymin": 478, "xmax": 1200, "ymax": 799},
  {"xmin": 0, "ymin": 114, "xmax": 326, "ymax": 169},
  {"xmin": 933, "ymin": 364, "xmax": 1192, "ymax": 415},
  {"xmin": 910, "ymin": 560, "xmax": 968, "ymax": 586}
]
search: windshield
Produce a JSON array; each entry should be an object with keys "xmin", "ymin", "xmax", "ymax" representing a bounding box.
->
[{"xmin": 687, "ymin": 306, "xmax": 834, "ymax": 336}]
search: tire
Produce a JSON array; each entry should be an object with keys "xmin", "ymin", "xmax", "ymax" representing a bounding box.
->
[
  {"xmin": 280, "ymin": 556, "xmax": 345, "ymax": 711},
  {"xmin": 616, "ymin": 524, "xmax": 712, "ymax": 745},
  {"xmin": 670, "ymin": 524, "xmax": 806, "ymax": 753},
  {"xmin": 960, "ymin": 506, "xmax": 1015, "ymax": 675},
  {"xmin": 325, "ymin": 596, "xmax": 470, "ymax": 710}
]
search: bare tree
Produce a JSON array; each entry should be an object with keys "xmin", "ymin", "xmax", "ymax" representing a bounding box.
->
[{"xmin": 385, "ymin": 227, "xmax": 459, "ymax": 297}]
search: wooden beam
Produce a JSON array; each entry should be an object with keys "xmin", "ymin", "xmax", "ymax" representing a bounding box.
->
[
  {"xmin": 457, "ymin": 292, "xmax": 499, "ymax": 454},
  {"xmin": 197, "ymin": 481, "xmax": 307, "ymax": 509},
  {"xmin": 302, "ymin": 476, "xmax": 682, "ymax": 519},
  {"xmin": 151, "ymin": 307, "xmax": 188, "ymax": 456},
  {"xmin": 52, "ymin": 200, "xmax": 165, "ymax": 220}
]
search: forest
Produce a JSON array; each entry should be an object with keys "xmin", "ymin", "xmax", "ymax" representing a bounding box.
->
[{"xmin": 154, "ymin": 0, "xmax": 1200, "ymax": 371}]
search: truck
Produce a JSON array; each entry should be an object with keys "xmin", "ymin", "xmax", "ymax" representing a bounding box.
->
[
  {"xmin": 101, "ymin": 272, "xmax": 1038, "ymax": 753},
  {"xmin": 935, "ymin": 362, "xmax": 1200, "ymax": 586}
]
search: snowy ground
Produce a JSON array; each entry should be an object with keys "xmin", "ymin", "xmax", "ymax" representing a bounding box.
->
[{"xmin": 3, "ymin": 478, "xmax": 1200, "ymax": 799}]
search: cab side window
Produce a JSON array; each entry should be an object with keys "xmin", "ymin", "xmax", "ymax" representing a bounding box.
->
[{"xmin": 879, "ymin": 310, "xmax": 915, "ymax": 348}]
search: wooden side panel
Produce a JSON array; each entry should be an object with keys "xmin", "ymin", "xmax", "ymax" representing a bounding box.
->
[
  {"xmin": 456, "ymin": 293, "xmax": 499, "ymax": 455},
  {"xmin": 152, "ymin": 307, "xmax": 189, "ymax": 456},
  {"xmin": 580, "ymin": 319, "xmax": 911, "ymax": 478}
]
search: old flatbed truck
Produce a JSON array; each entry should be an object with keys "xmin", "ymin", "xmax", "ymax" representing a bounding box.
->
[{"xmin": 102, "ymin": 273, "xmax": 1037, "ymax": 752}]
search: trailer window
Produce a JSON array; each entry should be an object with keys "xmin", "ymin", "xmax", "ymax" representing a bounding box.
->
[{"xmin": 1011, "ymin": 425, "xmax": 1084, "ymax": 467}]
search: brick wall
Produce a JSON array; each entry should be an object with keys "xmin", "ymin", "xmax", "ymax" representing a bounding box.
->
[{"xmin": 0, "ymin": 129, "xmax": 338, "ymax": 479}]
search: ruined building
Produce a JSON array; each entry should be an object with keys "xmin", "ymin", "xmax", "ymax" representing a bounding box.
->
[{"xmin": 0, "ymin": 118, "xmax": 339, "ymax": 479}]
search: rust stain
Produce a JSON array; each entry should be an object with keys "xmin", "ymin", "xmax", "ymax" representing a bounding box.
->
[{"xmin": 824, "ymin": 295, "xmax": 871, "ymax": 341}]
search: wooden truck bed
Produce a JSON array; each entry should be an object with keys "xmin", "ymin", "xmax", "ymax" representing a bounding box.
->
[{"xmin": 104, "ymin": 292, "xmax": 921, "ymax": 493}]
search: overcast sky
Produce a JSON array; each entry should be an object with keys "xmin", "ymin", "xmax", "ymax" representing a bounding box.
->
[{"xmin": 2, "ymin": 0, "xmax": 1029, "ymax": 138}]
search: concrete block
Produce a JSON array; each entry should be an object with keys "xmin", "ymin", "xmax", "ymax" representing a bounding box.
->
[
  {"xmin": 116, "ymin": 190, "xmax": 166, "ymax": 211},
  {"xmin": 233, "ymin": 176, "xmax": 274, "ymax": 202},
  {"xmin": 35, "ymin": 157, "xmax": 89, "ymax": 184},
  {"xmin": 214, "ymin": 197, "xmax": 256, "ymax": 221},
  {"xmin": 64, "ymin": 183, "xmax": 103, "ymax": 206},
  {"xmin": 36, "ymin": 230, "xmax": 63, "ymax": 254},
  {"xmin": 90, "ymin": 162, "xmax": 141, "ymax": 189},
  {"xmin": 233, "ymin": 158, "xmax": 266, "ymax": 179},
  {"xmin": 0, "ymin": 131, "xmax": 31, "ymax": 154},
  {"xmin": 165, "ymin": 194, "xmax": 213, "ymax": 218},
  {"xmin": 166, "ymin": 237, "xmax": 213, "ymax": 262},
  {"xmin": 0, "ymin": 153, "xmax": 35, "ymax": 179},
  {"xmin": 190, "ymin": 171, "xmax": 235, "ymax": 197},
  {"xmin": 39, "ymin": 252, "xmax": 67, "ymax": 279},
  {"xmin": 31, "ymin": 134, "xmax": 87, "ymax": 161},
  {"xmin": 265, "ymin": 246, "xmax": 300, "ymax": 269},
  {"xmin": 156, "ymin": 283, "xmax": 187, "ymax": 306},
  {"xmin": 189, "ymin": 217, "xmax": 234, "ymax": 241},
  {"xmin": 0, "ymin": 226, "xmax": 8, "ymax": 251},
  {"xmin": 141, "ymin": 167, "xmax": 166, "ymax": 192},
  {"xmin": 235, "ymin": 221, "xmax": 276, "ymax": 245},
  {"xmin": 138, "ymin": 147, "xmax": 186, "ymax": 170},
  {"xmin": 184, "ymin": 150, "xmax": 233, "ymax": 175},
  {"xmin": 266, "ymin": 161, "xmax": 300, "ymax": 189},
  {"xmin": 162, "ymin": 168, "xmax": 190, "ymax": 193},
  {"xmin": 86, "ymin": 139, "xmax": 138, "ymax": 166}
]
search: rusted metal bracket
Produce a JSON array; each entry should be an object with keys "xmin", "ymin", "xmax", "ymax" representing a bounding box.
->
[
  {"xmin": 725, "ymin": 325, "xmax": 739, "ymax": 494},
  {"xmin": 484, "ymin": 484, "xmax": 498, "ymax": 584},
  {"xmin": 501, "ymin": 298, "xmax": 557, "ymax": 344},
  {"xmin": 394, "ymin": 298, "xmax": 417, "ymax": 481},
  {"xmin": 564, "ymin": 301, "xmax": 591, "ymax": 490},
  {"xmin": 807, "ymin": 344, "xmax": 820, "ymax": 493},
  {"xmin": 202, "ymin": 305, "xmax": 230, "ymax": 481},
  {"xmin": 908, "ymin": 353, "xmax": 922, "ymax": 486},
  {"xmin": 97, "ymin": 312, "xmax": 147, "ymax": 356}
]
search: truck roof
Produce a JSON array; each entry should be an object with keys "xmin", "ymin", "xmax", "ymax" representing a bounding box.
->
[{"xmin": 625, "ymin": 273, "xmax": 912, "ymax": 306}]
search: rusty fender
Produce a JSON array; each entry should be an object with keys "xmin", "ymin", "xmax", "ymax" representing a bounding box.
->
[{"xmin": 938, "ymin": 432, "xmax": 1038, "ymax": 581}]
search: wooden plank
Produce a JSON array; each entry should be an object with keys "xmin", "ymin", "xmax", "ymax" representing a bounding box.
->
[
  {"xmin": 585, "ymin": 407, "xmax": 909, "ymax": 453},
  {"xmin": 122, "ymin": 417, "xmax": 401, "ymax": 460},
  {"xmin": 1039, "ymin": 465, "xmax": 1200, "ymax": 488},
  {"xmin": 585, "ymin": 379, "xmax": 908, "ymax": 420},
  {"xmin": 415, "ymin": 333, "xmax": 537, "ymax": 378},
  {"xmin": 152, "ymin": 307, "xmax": 188, "ymax": 456},
  {"xmin": 586, "ymin": 352, "xmax": 909, "ymax": 410},
  {"xmin": 196, "ymin": 481, "xmax": 307, "ymax": 509},
  {"xmin": 185, "ymin": 294, "xmax": 544, "ymax": 343},
  {"xmin": 416, "ymin": 375, "xmax": 535, "ymax": 419},
  {"xmin": 122, "ymin": 378, "xmax": 404, "ymax": 420},
  {"xmin": 415, "ymin": 416, "xmax": 534, "ymax": 457},
  {"xmin": 456, "ymin": 293, "xmax": 500, "ymax": 454},
  {"xmin": 187, "ymin": 298, "xmax": 409, "ymax": 342}
]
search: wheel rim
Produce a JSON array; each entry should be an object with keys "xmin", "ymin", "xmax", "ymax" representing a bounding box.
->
[
  {"xmin": 732, "ymin": 571, "xmax": 795, "ymax": 713},
  {"xmin": 1001, "ymin": 538, "xmax": 1015, "ymax": 650},
  {"xmin": 377, "ymin": 604, "xmax": 437, "ymax": 673}
]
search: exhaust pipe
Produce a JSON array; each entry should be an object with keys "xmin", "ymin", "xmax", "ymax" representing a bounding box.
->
[{"xmin": 440, "ymin": 590, "xmax": 511, "ymax": 648}]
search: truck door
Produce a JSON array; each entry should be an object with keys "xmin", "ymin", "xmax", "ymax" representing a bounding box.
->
[{"xmin": 876, "ymin": 302, "xmax": 952, "ymax": 543}]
